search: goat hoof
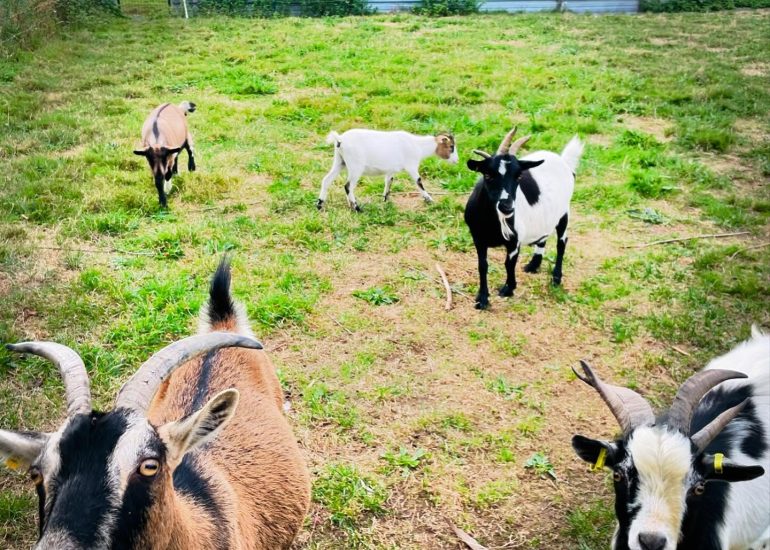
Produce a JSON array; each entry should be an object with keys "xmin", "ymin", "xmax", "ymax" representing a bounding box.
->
[
  {"xmin": 354, "ymin": 205, "xmax": 362, "ymax": 213},
  {"xmin": 523, "ymin": 263, "xmax": 540, "ymax": 274},
  {"xmin": 383, "ymin": 194, "xmax": 389, "ymax": 202},
  {"xmin": 424, "ymin": 196, "xmax": 434, "ymax": 204},
  {"xmin": 552, "ymin": 277, "xmax": 562, "ymax": 286},
  {"xmin": 474, "ymin": 298, "xmax": 489, "ymax": 310},
  {"xmin": 316, "ymin": 199, "xmax": 324, "ymax": 210},
  {"xmin": 498, "ymin": 285, "xmax": 514, "ymax": 297}
]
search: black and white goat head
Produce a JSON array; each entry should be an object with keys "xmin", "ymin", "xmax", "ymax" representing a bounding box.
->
[
  {"xmin": 571, "ymin": 330, "xmax": 769, "ymax": 550},
  {"xmin": 464, "ymin": 127, "xmax": 583, "ymax": 309}
]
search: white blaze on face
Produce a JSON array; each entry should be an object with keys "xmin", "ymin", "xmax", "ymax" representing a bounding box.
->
[
  {"xmin": 498, "ymin": 160, "xmax": 509, "ymax": 176},
  {"xmin": 627, "ymin": 427, "xmax": 693, "ymax": 550}
]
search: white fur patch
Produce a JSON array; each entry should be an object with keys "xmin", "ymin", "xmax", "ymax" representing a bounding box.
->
[
  {"xmin": 498, "ymin": 161, "xmax": 509, "ymax": 176},
  {"xmin": 496, "ymin": 203, "xmax": 515, "ymax": 241},
  {"xmin": 534, "ymin": 245, "xmax": 545, "ymax": 255},
  {"xmin": 500, "ymin": 190, "xmax": 510, "ymax": 200},
  {"xmin": 626, "ymin": 427, "xmax": 693, "ymax": 550}
]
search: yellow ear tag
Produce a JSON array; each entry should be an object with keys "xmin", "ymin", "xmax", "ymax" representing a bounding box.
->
[
  {"xmin": 591, "ymin": 447, "xmax": 607, "ymax": 472},
  {"xmin": 5, "ymin": 457, "xmax": 22, "ymax": 471},
  {"xmin": 714, "ymin": 453, "xmax": 724, "ymax": 475}
]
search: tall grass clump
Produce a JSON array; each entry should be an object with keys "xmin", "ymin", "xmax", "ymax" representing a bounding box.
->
[{"xmin": 1, "ymin": 0, "xmax": 116, "ymax": 58}]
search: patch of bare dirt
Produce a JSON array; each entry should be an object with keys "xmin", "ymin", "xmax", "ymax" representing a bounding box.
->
[
  {"xmin": 587, "ymin": 134, "xmax": 612, "ymax": 147},
  {"xmin": 620, "ymin": 115, "xmax": 673, "ymax": 142},
  {"xmin": 741, "ymin": 63, "xmax": 769, "ymax": 77}
]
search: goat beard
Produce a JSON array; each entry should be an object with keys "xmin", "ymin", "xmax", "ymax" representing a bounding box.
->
[{"xmin": 496, "ymin": 202, "xmax": 515, "ymax": 240}]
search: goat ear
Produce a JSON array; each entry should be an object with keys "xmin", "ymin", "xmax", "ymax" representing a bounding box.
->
[
  {"xmin": 467, "ymin": 159, "xmax": 484, "ymax": 172},
  {"xmin": 571, "ymin": 435, "xmax": 618, "ymax": 468},
  {"xmin": 158, "ymin": 389, "xmax": 240, "ymax": 466},
  {"xmin": 702, "ymin": 454, "xmax": 765, "ymax": 483},
  {"xmin": 0, "ymin": 430, "xmax": 48, "ymax": 472},
  {"xmin": 518, "ymin": 159, "xmax": 544, "ymax": 171},
  {"xmin": 133, "ymin": 148, "xmax": 149, "ymax": 157}
]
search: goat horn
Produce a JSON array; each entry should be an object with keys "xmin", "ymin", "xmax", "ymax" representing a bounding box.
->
[
  {"xmin": 573, "ymin": 360, "xmax": 655, "ymax": 434},
  {"xmin": 115, "ymin": 332, "xmax": 263, "ymax": 413},
  {"xmin": 6, "ymin": 342, "xmax": 92, "ymax": 417},
  {"xmin": 496, "ymin": 126, "xmax": 517, "ymax": 155},
  {"xmin": 509, "ymin": 135, "xmax": 531, "ymax": 155},
  {"xmin": 690, "ymin": 399, "xmax": 747, "ymax": 453},
  {"xmin": 668, "ymin": 369, "xmax": 747, "ymax": 436},
  {"xmin": 472, "ymin": 149, "xmax": 491, "ymax": 159}
]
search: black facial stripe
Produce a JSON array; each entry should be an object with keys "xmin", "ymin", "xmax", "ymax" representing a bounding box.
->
[
  {"xmin": 36, "ymin": 482, "xmax": 46, "ymax": 537},
  {"xmin": 173, "ymin": 454, "xmax": 229, "ymax": 550},
  {"xmin": 110, "ymin": 438, "xmax": 166, "ymax": 550},
  {"xmin": 44, "ymin": 412, "xmax": 129, "ymax": 548}
]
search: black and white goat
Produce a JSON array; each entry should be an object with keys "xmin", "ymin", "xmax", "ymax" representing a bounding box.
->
[
  {"xmin": 572, "ymin": 327, "xmax": 769, "ymax": 550},
  {"xmin": 464, "ymin": 127, "xmax": 583, "ymax": 309},
  {"xmin": 134, "ymin": 101, "xmax": 197, "ymax": 208},
  {"xmin": 316, "ymin": 129, "xmax": 458, "ymax": 211}
]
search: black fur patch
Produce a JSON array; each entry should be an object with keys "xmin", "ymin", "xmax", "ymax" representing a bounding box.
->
[
  {"xmin": 207, "ymin": 258, "xmax": 235, "ymax": 326},
  {"xmin": 517, "ymin": 170, "xmax": 540, "ymax": 206},
  {"xmin": 191, "ymin": 350, "xmax": 218, "ymax": 413},
  {"xmin": 44, "ymin": 412, "xmax": 128, "ymax": 547},
  {"xmin": 173, "ymin": 455, "xmax": 229, "ymax": 549}
]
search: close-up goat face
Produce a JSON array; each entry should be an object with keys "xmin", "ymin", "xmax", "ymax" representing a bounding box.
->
[
  {"xmin": 571, "ymin": 361, "xmax": 765, "ymax": 550},
  {"xmin": 0, "ymin": 336, "xmax": 256, "ymax": 550},
  {"xmin": 434, "ymin": 133, "xmax": 459, "ymax": 163},
  {"xmin": 134, "ymin": 146, "xmax": 181, "ymax": 186},
  {"xmin": 467, "ymin": 152, "xmax": 544, "ymax": 211}
]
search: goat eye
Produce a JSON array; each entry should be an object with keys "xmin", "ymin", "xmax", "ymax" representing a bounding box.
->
[
  {"xmin": 29, "ymin": 467, "xmax": 43, "ymax": 486},
  {"xmin": 139, "ymin": 459, "xmax": 160, "ymax": 477},
  {"xmin": 613, "ymin": 470, "xmax": 623, "ymax": 483},
  {"xmin": 693, "ymin": 482, "xmax": 706, "ymax": 496}
]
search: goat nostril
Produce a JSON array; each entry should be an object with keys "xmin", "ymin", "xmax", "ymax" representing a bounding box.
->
[{"xmin": 638, "ymin": 532, "xmax": 667, "ymax": 550}]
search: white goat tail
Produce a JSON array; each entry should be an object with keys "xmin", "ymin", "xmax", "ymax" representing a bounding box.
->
[
  {"xmin": 325, "ymin": 131, "xmax": 341, "ymax": 146},
  {"xmin": 560, "ymin": 136, "xmax": 584, "ymax": 175}
]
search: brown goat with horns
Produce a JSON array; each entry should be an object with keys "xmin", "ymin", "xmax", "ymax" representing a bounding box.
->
[
  {"xmin": 134, "ymin": 101, "xmax": 197, "ymax": 208},
  {"xmin": 0, "ymin": 259, "xmax": 311, "ymax": 550}
]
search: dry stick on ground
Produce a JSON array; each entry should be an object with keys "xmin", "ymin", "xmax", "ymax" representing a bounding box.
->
[
  {"xmin": 448, "ymin": 521, "xmax": 488, "ymax": 550},
  {"xmin": 671, "ymin": 345, "xmax": 692, "ymax": 357},
  {"xmin": 623, "ymin": 231, "xmax": 750, "ymax": 249},
  {"xmin": 435, "ymin": 263, "xmax": 452, "ymax": 311},
  {"xmin": 729, "ymin": 242, "xmax": 770, "ymax": 260},
  {"xmin": 326, "ymin": 313, "xmax": 353, "ymax": 336}
]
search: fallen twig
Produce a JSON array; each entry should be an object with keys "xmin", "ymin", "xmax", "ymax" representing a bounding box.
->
[
  {"xmin": 671, "ymin": 345, "xmax": 692, "ymax": 357},
  {"xmin": 624, "ymin": 231, "xmax": 750, "ymax": 249},
  {"xmin": 326, "ymin": 313, "xmax": 353, "ymax": 336},
  {"xmin": 435, "ymin": 263, "xmax": 452, "ymax": 311},
  {"xmin": 729, "ymin": 242, "xmax": 770, "ymax": 260},
  {"xmin": 449, "ymin": 521, "xmax": 488, "ymax": 550}
]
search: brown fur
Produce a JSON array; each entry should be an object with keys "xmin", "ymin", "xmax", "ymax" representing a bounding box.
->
[
  {"xmin": 146, "ymin": 315, "xmax": 311, "ymax": 549},
  {"xmin": 140, "ymin": 103, "xmax": 190, "ymax": 150},
  {"xmin": 435, "ymin": 133, "xmax": 455, "ymax": 160}
]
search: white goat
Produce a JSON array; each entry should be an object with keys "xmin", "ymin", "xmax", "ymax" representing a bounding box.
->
[{"xmin": 316, "ymin": 129, "xmax": 459, "ymax": 211}]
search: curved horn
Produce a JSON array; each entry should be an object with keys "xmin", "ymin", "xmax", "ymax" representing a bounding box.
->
[
  {"xmin": 690, "ymin": 399, "xmax": 747, "ymax": 453},
  {"xmin": 509, "ymin": 135, "xmax": 531, "ymax": 155},
  {"xmin": 472, "ymin": 149, "xmax": 491, "ymax": 159},
  {"xmin": 6, "ymin": 342, "xmax": 91, "ymax": 416},
  {"xmin": 668, "ymin": 369, "xmax": 748, "ymax": 436},
  {"xmin": 573, "ymin": 360, "xmax": 655, "ymax": 434},
  {"xmin": 115, "ymin": 332, "xmax": 263, "ymax": 413},
  {"xmin": 496, "ymin": 126, "xmax": 517, "ymax": 155}
]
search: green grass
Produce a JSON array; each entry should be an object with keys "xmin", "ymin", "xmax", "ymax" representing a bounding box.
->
[{"xmin": 1, "ymin": 9, "xmax": 769, "ymax": 550}]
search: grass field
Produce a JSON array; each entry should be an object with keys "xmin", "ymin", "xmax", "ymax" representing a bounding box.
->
[{"xmin": 1, "ymin": 9, "xmax": 769, "ymax": 549}]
